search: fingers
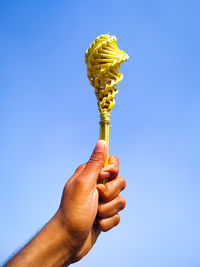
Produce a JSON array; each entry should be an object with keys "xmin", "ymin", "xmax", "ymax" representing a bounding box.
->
[
  {"xmin": 98, "ymin": 195, "xmax": 126, "ymax": 219},
  {"xmin": 96, "ymin": 176, "xmax": 126, "ymax": 232},
  {"xmin": 99, "ymin": 155, "xmax": 119, "ymax": 180},
  {"xmin": 97, "ymin": 176, "xmax": 126, "ymax": 202},
  {"xmin": 79, "ymin": 140, "xmax": 107, "ymax": 187},
  {"xmin": 96, "ymin": 214, "xmax": 120, "ymax": 232}
]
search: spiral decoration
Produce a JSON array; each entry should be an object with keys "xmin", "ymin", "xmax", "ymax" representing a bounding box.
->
[{"xmin": 85, "ymin": 34, "xmax": 129, "ymax": 114}]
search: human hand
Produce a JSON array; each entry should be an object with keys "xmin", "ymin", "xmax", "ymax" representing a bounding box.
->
[
  {"xmin": 57, "ymin": 140, "xmax": 126, "ymax": 263},
  {"xmin": 5, "ymin": 140, "xmax": 126, "ymax": 267}
]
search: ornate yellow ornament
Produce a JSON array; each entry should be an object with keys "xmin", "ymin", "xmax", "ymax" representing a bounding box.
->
[{"xmin": 85, "ymin": 34, "xmax": 128, "ymax": 181}]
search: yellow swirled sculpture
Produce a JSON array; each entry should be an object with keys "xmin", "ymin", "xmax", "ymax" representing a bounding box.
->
[
  {"xmin": 85, "ymin": 34, "xmax": 128, "ymax": 179},
  {"xmin": 85, "ymin": 34, "xmax": 129, "ymax": 114}
]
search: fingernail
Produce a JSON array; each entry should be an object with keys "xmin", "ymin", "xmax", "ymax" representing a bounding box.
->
[{"xmin": 94, "ymin": 140, "xmax": 106, "ymax": 152}]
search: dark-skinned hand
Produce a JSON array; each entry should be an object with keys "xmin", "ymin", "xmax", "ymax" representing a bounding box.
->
[
  {"xmin": 58, "ymin": 140, "xmax": 126, "ymax": 263},
  {"xmin": 5, "ymin": 140, "xmax": 126, "ymax": 266}
]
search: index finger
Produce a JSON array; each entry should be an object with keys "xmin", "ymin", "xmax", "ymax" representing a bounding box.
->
[
  {"xmin": 99, "ymin": 155, "xmax": 119, "ymax": 180},
  {"xmin": 97, "ymin": 175, "xmax": 126, "ymax": 202}
]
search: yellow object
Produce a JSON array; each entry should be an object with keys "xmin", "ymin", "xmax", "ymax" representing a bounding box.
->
[{"xmin": 85, "ymin": 34, "xmax": 128, "ymax": 182}]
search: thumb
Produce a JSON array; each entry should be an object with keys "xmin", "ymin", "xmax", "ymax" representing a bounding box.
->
[{"xmin": 81, "ymin": 140, "xmax": 107, "ymax": 185}]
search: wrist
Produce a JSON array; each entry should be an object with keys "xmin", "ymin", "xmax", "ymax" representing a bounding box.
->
[
  {"xmin": 52, "ymin": 209, "xmax": 73, "ymax": 266},
  {"xmin": 6, "ymin": 210, "xmax": 72, "ymax": 267},
  {"xmin": 55, "ymin": 208, "xmax": 85, "ymax": 264}
]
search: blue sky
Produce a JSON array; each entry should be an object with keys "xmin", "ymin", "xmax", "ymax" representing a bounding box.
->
[{"xmin": 0, "ymin": 0, "xmax": 200, "ymax": 266}]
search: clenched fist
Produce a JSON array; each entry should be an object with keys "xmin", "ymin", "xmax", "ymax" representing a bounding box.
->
[{"xmin": 6, "ymin": 140, "xmax": 126, "ymax": 267}]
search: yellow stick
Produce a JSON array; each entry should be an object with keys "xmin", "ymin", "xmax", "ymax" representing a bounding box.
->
[
  {"xmin": 99, "ymin": 121, "xmax": 109, "ymax": 165},
  {"xmin": 99, "ymin": 112, "xmax": 110, "ymax": 184},
  {"xmin": 85, "ymin": 34, "xmax": 129, "ymax": 184}
]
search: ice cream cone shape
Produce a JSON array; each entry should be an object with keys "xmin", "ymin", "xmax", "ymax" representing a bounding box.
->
[{"xmin": 85, "ymin": 34, "xmax": 129, "ymax": 183}]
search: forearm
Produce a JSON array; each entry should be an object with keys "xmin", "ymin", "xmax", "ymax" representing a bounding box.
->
[{"xmin": 5, "ymin": 211, "xmax": 71, "ymax": 267}]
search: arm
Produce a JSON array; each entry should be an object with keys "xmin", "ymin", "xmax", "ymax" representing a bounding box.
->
[
  {"xmin": 5, "ymin": 140, "xmax": 126, "ymax": 266},
  {"xmin": 5, "ymin": 213, "xmax": 71, "ymax": 266}
]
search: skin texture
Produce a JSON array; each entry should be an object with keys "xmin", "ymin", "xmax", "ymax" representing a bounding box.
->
[{"xmin": 5, "ymin": 140, "xmax": 126, "ymax": 266}]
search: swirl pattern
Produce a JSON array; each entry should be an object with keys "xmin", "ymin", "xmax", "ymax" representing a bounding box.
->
[{"xmin": 85, "ymin": 34, "xmax": 129, "ymax": 114}]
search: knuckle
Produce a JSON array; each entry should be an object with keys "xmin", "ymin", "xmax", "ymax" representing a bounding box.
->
[
  {"xmin": 63, "ymin": 181, "xmax": 74, "ymax": 197},
  {"xmin": 113, "ymin": 165, "xmax": 119, "ymax": 177},
  {"xmin": 103, "ymin": 185, "xmax": 112, "ymax": 201},
  {"xmin": 98, "ymin": 220, "xmax": 108, "ymax": 232},
  {"xmin": 114, "ymin": 214, "xmax": 120, "ymax": 226},
  {"xmin": 97, "ymin": 204, "xmax": 104, "ymax": 216},
  {"xmin": 98, "ymin": 214, "xmax": 120, "ymax": 232},
  {"xmin": 75, "ymin": 164, "xmax": 86, "ymax": 173},
  {"xmin": 89, "ymin": 153, "xmax": 104, "ymax": 167},
  {"xmin": 119, "ymin": 176, "xmax": 126, "ymax": 190},
  {"xmin": 111, "ymin": 155, "xmax": 119, "ymax": 165},
  {"xmin": 73, "ymin": 176, "xmax": 85, "ymax": 188},
  {"xmin": 118, "ymin": 196, "xmax": 126, "ymax": 210},
  {"xmin": 110, "ymin": 156, "xmax": 119, "ymax": 176}
]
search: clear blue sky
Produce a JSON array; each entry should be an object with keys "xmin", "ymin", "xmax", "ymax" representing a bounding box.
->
[{"xmin": 0, "ymin": 0, "xmax": 200, "ymax": 266}]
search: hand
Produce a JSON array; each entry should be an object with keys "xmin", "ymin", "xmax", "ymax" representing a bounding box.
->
[
  {"xmin": 5, "ymin": 140, "xmax": 126, "ymax": 267},
  {"xmin": 57, "ymin": 140, "xmax": 126, "ymax": 263}
]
